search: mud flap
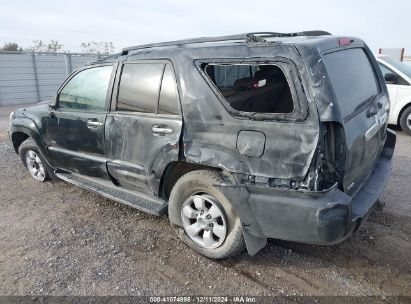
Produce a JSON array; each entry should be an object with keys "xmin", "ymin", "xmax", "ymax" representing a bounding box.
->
[
  {"xmin": 243, "ymin": 229, "xmax": 267, "ymax": 256},
  {"xmin": 215, "ymin": 183, "xmax": 268, "ymax": 256}
]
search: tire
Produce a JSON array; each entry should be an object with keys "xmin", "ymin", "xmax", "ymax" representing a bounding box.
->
[
  {"xmin": 168, "ymin": 170, "xmax": 245, "ymax": 259},
  {"xmin": 18, "ymin": 138, "xmax": 54, "ymax": 182},
  {"xmin": 399, "ymin": 106, "xmax": 411, "ymax": 136}
]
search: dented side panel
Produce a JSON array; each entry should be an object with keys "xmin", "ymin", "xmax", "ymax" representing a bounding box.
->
[
  {"xmin": 184, "ymin": 51, "xmax": 318, "ymax": 180},
  {"xmin": 45, "ymin": 110, "xmax": 109, "ymax": 178},
  {"xmin": 296, "ymin": 39, "xmax": 391, "ymax": 193},
  {"xmin": 104, "ymin": 112, "xmax": 182, "ymax": 195},
  {"xmin": 125, "ymin": 44, "xmax": 320, "ymax": 180}
]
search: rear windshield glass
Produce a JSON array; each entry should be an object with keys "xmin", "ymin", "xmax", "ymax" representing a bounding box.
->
[{"xmin": 323, "ymin": 48, "xmax": 379, "ymax": 118}]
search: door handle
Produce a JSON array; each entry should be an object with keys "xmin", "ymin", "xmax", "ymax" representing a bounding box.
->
[
  {"xmin": 366, "ymin": 104, "xmax": 379, "ymax": 118},
  {"xmin": 87, "ymin": 120, "xmax": 103, "ymax": 128},
  {"xmin": 152, "ymin": 125, "xmax": 173, "ymax": 134}
]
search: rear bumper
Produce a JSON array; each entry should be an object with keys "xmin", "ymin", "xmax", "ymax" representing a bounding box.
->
[{"xmin": 221, "ymin": 129, "xmax": 396, "ymax": 246}]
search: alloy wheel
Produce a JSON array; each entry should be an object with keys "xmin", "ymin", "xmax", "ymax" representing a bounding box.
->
[
  {"xmin": 25, "ymin": 150, "xmax": 46, "ymax": 181},
  {"xmin": 407, "ymin": 113, "xmax": 411, "ymax": 131},
  {"xmin": 181, "ymin": 194, "xmax": 227, "ymax": 249}
]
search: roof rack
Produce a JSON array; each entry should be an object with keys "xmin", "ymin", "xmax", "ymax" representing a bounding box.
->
[
  {"xmin": 121, "ymin": 30, "xmax": 332, "ymax": 53},
  {"xmin": 246, "ymin": 31, "xmax": 331, "ymax": 38}
]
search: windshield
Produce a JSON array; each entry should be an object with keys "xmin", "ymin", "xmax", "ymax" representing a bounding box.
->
[{"xmin": 381, "ymin": 56, "xmax": 411, "ymax": 78}]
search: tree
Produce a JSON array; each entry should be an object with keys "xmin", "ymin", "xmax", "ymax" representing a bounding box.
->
[
  {"xmin": 26, "ymin": 40, "xmax": 64, "ymax": 53},
  {"xmin": 81, "ymin": 41, "xmax": 115, "ymax": 54},
  {"xmin": 0, "ymin": 42, "xmax": 23, "ymax": 51}
]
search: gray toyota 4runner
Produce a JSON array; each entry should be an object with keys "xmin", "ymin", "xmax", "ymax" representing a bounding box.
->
[{"xmin": 9, "ymin": 31, "xmax": 396, "ymax": 259}]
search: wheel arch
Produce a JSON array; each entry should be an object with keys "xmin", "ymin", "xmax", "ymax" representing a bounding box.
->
[
  {"xmin": 397, "ymin": 101, "xmax": 411, "ymax": 126},
  {"xmin": 158, "ymin": 161, "xmax": 223, "ymax": 200},
  {"xmin": 11, "ymin": 131, "xmax": 29, "ymax": 153},
  {"xmin": 151, "ymin": 141, "xmax": 249, "ymax": 198},
  {"xmin": 10, "ymin": 118, "xmax": 51, "ymax": 164}
]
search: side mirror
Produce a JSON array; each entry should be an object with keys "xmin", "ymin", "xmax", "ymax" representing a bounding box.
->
[{"xmin": 384, "ymin": 72, "xmax": 399, "ymax": 84}]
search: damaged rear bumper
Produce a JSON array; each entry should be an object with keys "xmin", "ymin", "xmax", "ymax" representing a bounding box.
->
[{"xmin": 219, "ymin": 129, "xmax": 396, "ymax": 255}]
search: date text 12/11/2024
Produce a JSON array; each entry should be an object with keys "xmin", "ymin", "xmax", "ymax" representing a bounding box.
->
[{"xmin": 149, "ymin": 296, "xmax": 257, "ymax": 303}]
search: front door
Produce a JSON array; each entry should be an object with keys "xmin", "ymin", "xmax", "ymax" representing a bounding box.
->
[
  {"xmin": 45, "ymin": 64, "xmax": 116, "ymax": 178},
  {"xmin": 105, "ymin": 61, "xmax": 182, "ymax": 194}
]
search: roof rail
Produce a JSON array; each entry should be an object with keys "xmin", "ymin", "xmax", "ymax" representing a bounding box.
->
[
  {"xmin": 121, "ymin": 30, "xmax": 331, "ymax": 53},
  {"xmin": 86, "ymin": 51, "xmax": 124, "ymax": 65},
  {"xmin": 122, "ymin": 34, "xmax": 257, "ymax": 53},
  {"xmin": 249, "ymin": 31, "xmax": 331, "ymax": 38}
]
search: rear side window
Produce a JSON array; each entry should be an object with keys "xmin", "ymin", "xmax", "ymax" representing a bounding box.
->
[
  {"xmin": 117, "ymin": 63, "xmax": 180, "ymax": 114},
  {"xmin": 323, "ymin": 48, "xmax": 379, "ymax": 118},
  {"xmin": 204, "ymin": 64, "xmax": 294, "ymax": 114},
  {"xmin": 158, "ymin": 64, "xmax": 179, "ymax": 115},
  {"xmin": 117, "ymin": 63, "xmax": 164, "ymax": 113}
]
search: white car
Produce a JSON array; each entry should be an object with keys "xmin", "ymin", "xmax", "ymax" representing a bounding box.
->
[{"xmin": 376, "ymin": 55, "xmax": 411, "ymax": 135}]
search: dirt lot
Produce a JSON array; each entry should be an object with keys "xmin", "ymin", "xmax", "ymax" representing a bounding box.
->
[{"xmin": 0, "ymin": 104, "xmax": 410, "ymax": 298}]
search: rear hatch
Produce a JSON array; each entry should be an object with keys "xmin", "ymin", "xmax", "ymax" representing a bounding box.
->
[{"xmin": 323, "ymin": 47, "xmax": 388, "ymax": 194}]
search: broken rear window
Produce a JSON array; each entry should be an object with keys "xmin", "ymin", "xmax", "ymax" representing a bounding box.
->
[{"xmin": 204, "ymin": 64, "xmax": 294, "ymax": 114}]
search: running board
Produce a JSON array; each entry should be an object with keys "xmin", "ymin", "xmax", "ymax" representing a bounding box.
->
[{"xmin": 55, "ymin": 170, "xmax": 168, "ymax": 216}]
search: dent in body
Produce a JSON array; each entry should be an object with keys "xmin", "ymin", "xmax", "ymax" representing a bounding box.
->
[
  {"xmin": 10, "ymin": 102, "xmax": 53, "ymax": 165},
  {"xmin": 105, "ymin": 113, "xmax": 181, "ymax": 195},
  {"xmin": 44, "ymin": 110, "xmax": 108, "ymax": 177},
  {"xmin": 236, "ymin": 130, "xmax": 265, "ymax": 157},
  {"xmin": 152, "ymin": 45, "xmax": 321, "ymax": 181}
]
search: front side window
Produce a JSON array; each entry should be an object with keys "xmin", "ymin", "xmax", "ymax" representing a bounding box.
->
[
  {"xmin": 378, "ymin": 63, "xmax": 394, "ymax": 77},
  {"xmin": 58, "ymin": 65, "xmax": 113, "ymax": 111},
  {"xmin": 381, "ymin": 56, "xmax": 411, "ymax": 79},
  {"xmin": 204, "ymin": 64, "xmax": 294, "ymax": 114},
  {"xmin": 117, "ymin": 63, "xmax": 164, "ymax": 113},
  {"xmin": 378, "ymin": 62, "xmax": 408, "ymax": 86}
]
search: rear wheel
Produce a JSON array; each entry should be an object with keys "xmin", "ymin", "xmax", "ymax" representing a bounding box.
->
[
  {"xmin": 168, "ymin": 170, "xmax": 245, "ymax": 259},
  {"xmin": 399, "ymin": 106, "xmax": 411, "ymax": 136},
  {"xmin": 19, "ymin": 139, "xmax": 54, "ymax": 182},
  {"xmin": 181, "ymin": 193, "xmax": 228, "ymax": 249}
]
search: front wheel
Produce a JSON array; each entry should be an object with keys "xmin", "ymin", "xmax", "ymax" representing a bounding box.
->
[
  {"xmin": 19, "ymin": 139, "xmax": 53, "ymax": 182},
  {"xmin": 399, "ymin": 106, "xmax": 411, "ymax": 136},
  {"xmin": 168, "ymin": 170, "xmax": 245, "ymax": 259}
]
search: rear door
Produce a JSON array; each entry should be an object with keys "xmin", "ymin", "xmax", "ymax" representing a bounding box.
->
[
  {"xmin": 45, "ymin": 64, "xmax": 116, "ymax": 178},
  {"xmin": 105, "ymin": 61, "xmax": 182, "ymax": 194},
  {"xmin": 323, "ymin": 48, "xmax": 388, "ymax": 194}
]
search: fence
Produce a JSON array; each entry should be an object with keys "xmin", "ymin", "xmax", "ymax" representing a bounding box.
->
[{"xmin": 0, "ymin": 52, "xmax": 100, "ymax": 105}]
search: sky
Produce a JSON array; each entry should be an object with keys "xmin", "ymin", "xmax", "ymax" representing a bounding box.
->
[{"xmin": 0, "ymin": 0, "xmax": 410, "ymax": 54}]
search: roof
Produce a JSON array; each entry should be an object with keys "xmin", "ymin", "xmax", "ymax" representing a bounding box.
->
[{"xmin": 89, "ymin": 30, "xmax": 346, "ymax": 65}]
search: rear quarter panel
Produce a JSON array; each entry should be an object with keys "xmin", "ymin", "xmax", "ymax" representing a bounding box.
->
[{"xmin": 174, "ymin": 45, "xmax": 320, "ymax": 180}]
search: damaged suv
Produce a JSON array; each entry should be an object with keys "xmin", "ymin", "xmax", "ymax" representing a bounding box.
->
[{"xmin": 9, "ymin": 31, "xmax": 396, "ymax": 258}]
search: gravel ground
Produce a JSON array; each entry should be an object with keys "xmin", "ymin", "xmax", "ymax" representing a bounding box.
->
[{"xmin": 0, "ymin": 104, "xmax": 410, "ymax": 298}]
